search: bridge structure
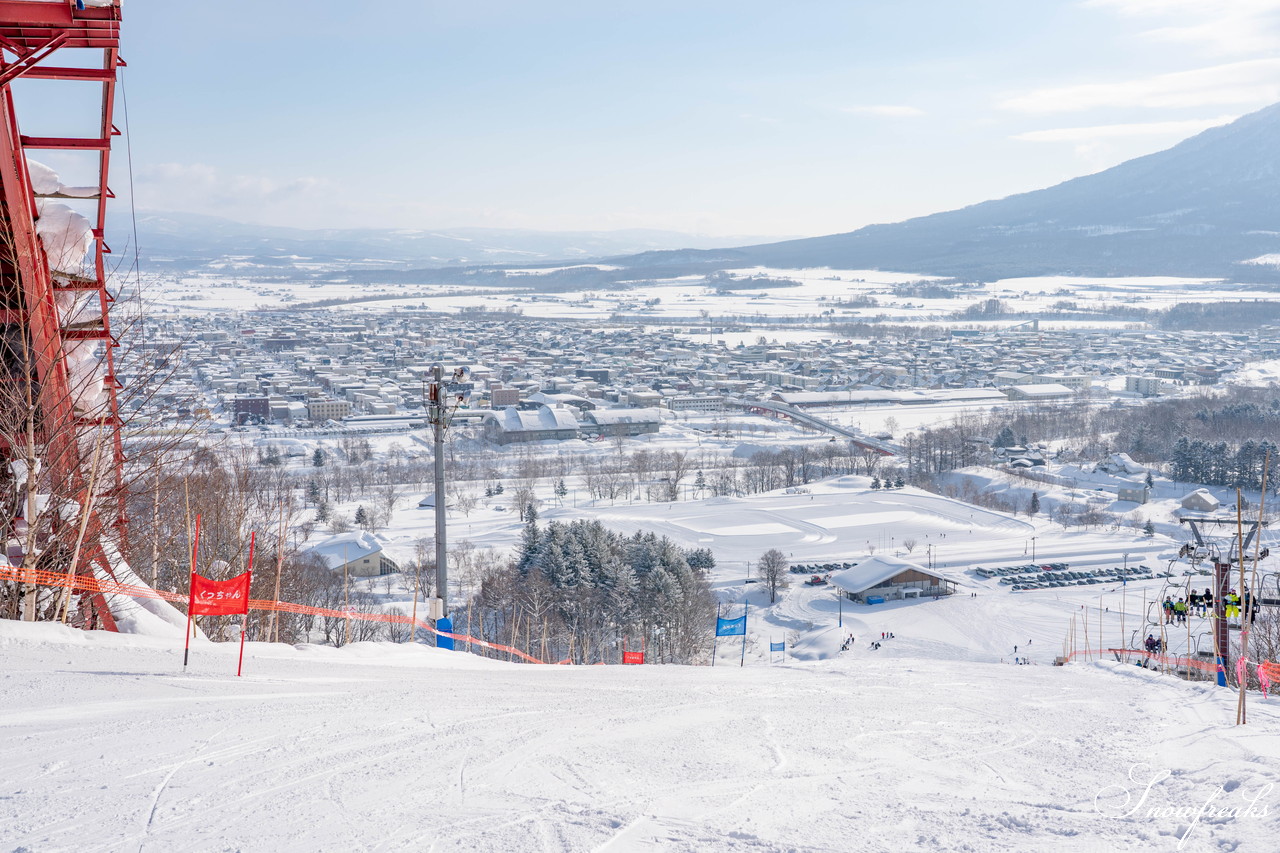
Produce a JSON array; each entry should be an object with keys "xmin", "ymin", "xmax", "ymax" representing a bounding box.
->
[
  {"xmin": 738, "ymin": 398, "xmax": 900, "ymax": 456},
  {"xmin": 0, "ymin": 0, "xmax": 126, "ymax": 628}
]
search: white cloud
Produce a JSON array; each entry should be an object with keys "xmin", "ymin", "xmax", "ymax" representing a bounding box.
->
[
  {"xmin": 998, "ymin": 58, "xmax": 1280, "ymax": 113},
  {"xmin": 1011, "ymin": 114, "xmax": 1237, "ymax": 142},
  {"xmin": 1083, "ymin": 0, "xmax": 1280, "ymax": 55},
  {"xmin": 841, "ymin": 104, "xmax": 925, "ymax": 118},
  {"xmin": 133, "ymin": 162, "xmax": 335, "ymax": 224}
]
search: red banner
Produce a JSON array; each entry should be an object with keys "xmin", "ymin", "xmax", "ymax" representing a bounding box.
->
[
  {"xmin": 622, "ymin": 651, "xmax": 645, "ymax": 665},
  {"xmin": 189, "ymin": 571, "xmax": 251, "ymax": 616}
]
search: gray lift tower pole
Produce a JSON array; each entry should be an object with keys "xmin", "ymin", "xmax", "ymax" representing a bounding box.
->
[
  {"xmin": 429, "ymin": 364, "xmax": 448, "ymax": 615},
  {"xmin": 427, "ymin": 363, "xmax": 471, "ymax": 620}
]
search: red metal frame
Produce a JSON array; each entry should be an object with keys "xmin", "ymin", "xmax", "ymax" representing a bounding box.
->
[{"xmin": 1, "ymin": 0, "xmax": 124, "ymax": 629}]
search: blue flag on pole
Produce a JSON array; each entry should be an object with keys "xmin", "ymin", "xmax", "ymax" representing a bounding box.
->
[
  {"xmin": 716, "ymin": 615, "xmax": 746, "ymax": 636},
  {"xmin": 770, "ymin": 641, "xmax": 785, "ymax": 652}
]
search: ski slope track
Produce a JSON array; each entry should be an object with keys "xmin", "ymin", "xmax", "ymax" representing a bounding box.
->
[{"xmin": 2, "ymin": 621, "xmax": 1279, "ymax": 852}]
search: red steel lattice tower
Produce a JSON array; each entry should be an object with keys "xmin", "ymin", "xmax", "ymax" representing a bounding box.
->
[{"xmin": 1, "ymin": 0, "xmax": 125, "ymax": 629}]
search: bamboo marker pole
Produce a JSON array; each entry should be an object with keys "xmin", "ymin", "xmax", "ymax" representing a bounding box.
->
[
  {"xmin": 271, "ymin": 499, "xmax": 286, "ymax": 643},
  {"xmin": 184, "ymin": 478, "xmax": 195, "ymax": 641},
  {"xmin": 408, "ymin": 557, "xmax": 421, "ymax": 645},
  {"xmin": 150, "ymin": 474, "xmax": 161, "ymax": 587},
  {"xmin": 1141, "ymin": 588, "xmax": 1147, "ymax": 655},
  {"xmin": 1159, "ymin": 591, "xmax": 1168, "ymax": 675},
  {"xmin": 1238, "ymin": 453, "xmax": 1269, "ymax": 724},
  {"xmin": 466, "ymin": 599, "xmax": 474, "ymax": 654},
  {"xmin": 1098, "ymin": 595, "xmax": 1103, "ymax": 659},
  {"xmin": 1082, "ymin": 607, "xmax": 1089, "ymax": 661},
  {"xmin": 1235, "ymin": 489, "xmax": 1245, "ymax": 693},
  {"xmin": 59, "ymin": 427, "xmax": 109, "ymax": 623},
  {"xmin": 1185, "ymin": 576, "xmax": 1192, "ymax": 678},
  {"xmin": 343, "ymin": 543, "xmax": 351, "ymax": 647},
  {"xmin": 1121, "ymin": 577, "xmax": 1127, "ymax": 651}
]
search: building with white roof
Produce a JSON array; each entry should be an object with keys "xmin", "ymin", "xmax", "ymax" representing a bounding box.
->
[
  {"xmin": 307, "ymin": 531, "xmax": 399, "ymax": 577},
  {"xmin": 829, "ymin": 555, "xmax": 958, "ymax": 603}
]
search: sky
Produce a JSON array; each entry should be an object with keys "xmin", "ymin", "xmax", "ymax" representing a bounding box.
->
[{"xmin": 16, "ymin": 0, "xmax": 1280, "ymax": 238}]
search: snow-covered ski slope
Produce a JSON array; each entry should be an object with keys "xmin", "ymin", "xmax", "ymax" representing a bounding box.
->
[{"xmin": 3, "ymin": 620, "xmax": 1278, "ymax": 852}]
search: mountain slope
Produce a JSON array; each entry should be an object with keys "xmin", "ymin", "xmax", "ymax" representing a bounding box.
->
[{"xmin": 621, "ymin": 103, "xmax": 1280, "ymax": 280}]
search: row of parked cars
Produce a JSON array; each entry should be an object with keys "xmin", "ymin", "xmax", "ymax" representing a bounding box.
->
[
  {"xmin": 973, "ymin": 563, "xmax": 1068, "ymax": 578},
  {"xmin": 1010, "ymin": 566, "xmax": 1172, "ymax": 591},
  {"xmin": 789, "ymin": 562, "xmax": 856, "ymax": 574}
]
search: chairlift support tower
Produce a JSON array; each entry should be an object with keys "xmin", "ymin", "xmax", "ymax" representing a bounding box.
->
[
  {"xmin": 1178, "ymin": 515, "xmax": 1267, "ymax": 687},
  {"xmin": 0, "ymin": 0, "xmax": 126, "ymax": 627}
]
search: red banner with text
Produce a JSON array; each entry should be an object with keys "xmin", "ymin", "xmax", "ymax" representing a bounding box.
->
[{"xmin": 189, "ymin": 571, "xmax": 251, "ymax": 616}]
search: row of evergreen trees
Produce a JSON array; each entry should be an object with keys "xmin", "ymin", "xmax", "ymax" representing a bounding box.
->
[
  {"xmin": 1169, "ymin": 438, "xmax": 1280, "ymax": 491},
  {"xmin": 465, "ymin": 519, "xmax": 717, "ymax": 665}
]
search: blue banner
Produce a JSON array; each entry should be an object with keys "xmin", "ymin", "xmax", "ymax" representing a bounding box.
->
[
  {"xmin": 770, "ymin": 641, "xmax": 785, "ymax": 652},
  {"xmin": 716, "ymin": 615, "xmax": 746, "ymax": 636}
]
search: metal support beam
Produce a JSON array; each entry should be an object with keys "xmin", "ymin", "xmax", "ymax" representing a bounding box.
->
[
  {"xmin": 20, "ymin": 135, "xmax": 111, "ymax": 150},
  {"xmin": 0, "ymin": 33, "xmax": 66, "ymax": 88},
  {"xmin": 17, "ymin": 65, "xmax": 114, "ymax": 82}
]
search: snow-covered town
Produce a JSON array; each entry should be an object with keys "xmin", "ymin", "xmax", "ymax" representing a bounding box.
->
[{"xmin": 6, "ymin": 2, "xmax": 1280, "ymax": 852}]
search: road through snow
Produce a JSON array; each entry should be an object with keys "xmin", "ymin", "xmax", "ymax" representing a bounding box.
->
[{"xmin": 3, "ymin": 622, "xmax": 1279, "ymax": 852}]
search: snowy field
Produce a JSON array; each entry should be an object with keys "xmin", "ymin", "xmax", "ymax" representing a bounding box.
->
[
  {"xmin": 139, "ymin": 266, "xmax": 1276, "ymax": 329},
  {"xmin": 4, "ymin": 620, "xmax": 1280, "ymax": 853}
]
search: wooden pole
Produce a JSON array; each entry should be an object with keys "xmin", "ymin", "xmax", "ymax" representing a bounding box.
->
[
  {"xmin": 1121, "ymin": 577, "xmax": 1127, "ymax": 650},
  {"xmin": 1082, "ymin": 606, "xmax": 1089, "ymax": 661},
  {"xmin": 408, "ymin": 556, "xmax": 420, "ymax": 645},
  {"xmin": 150, "ymin": 473, "xmax": 161, "ymax": 588},
  {"xmin": 1185, "ymin": 575, "xmax": 1192, "ymax": 680},
  {"xmin": 237, "ymin": 531, "xmax": 255, "ymax": 678},
  {"xmin": 58, "ymin": 426, "xmax": 108, "ymax": 623},
  {"xmin": 712, "ymin": 602, "xmax": 721, "ymax": 666},
  {"xmin": 1097, "ymin": 595, "xmax": 1103, "ymax": 659},
  {"xmin": 183, "ymin": 478, "xmax": 194, "ymax": 643},
  {"xmin": 270, "ymin": 499, "xmax": 285, "ymax": 643},
  {"xmin": 1141, "ymin": 587, "xmax": 1147, "ymax": 656},
  {"xmin": 1243, "ymin": 451, "xmax": 1269, "ymax": 719},
  {"xmin": 1234, "ymin": 489, "xmax": 1245, "ymax": 696},
  {"xmin": 183, "ymin": 514, "xmax": 201, "ymax": 670}
]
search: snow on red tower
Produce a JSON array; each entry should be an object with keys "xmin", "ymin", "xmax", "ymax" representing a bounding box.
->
[{"xmin": 0, "ymin": 0, "xmax": 125, "ymax": 628}]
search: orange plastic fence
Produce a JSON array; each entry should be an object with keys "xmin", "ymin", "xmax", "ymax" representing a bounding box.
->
[
  {"xmin": 0, "ymin": 564, "xmax": 550, "ymax": 665},
  {"xmin": 1067, "ymin": 647, "xmax": 1220, "ymax": 673}
]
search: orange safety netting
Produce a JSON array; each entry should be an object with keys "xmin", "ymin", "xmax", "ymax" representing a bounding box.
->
[
  {"xmin": 1067, "ymin": 647, "xmax": 1221, "ymax": 673},
  {"xmin": 0, "ymin": 564, "xmax": 550, "ymax": 665}
]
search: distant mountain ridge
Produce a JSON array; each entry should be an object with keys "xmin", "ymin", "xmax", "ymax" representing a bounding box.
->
[
  {"xmin": 124, "ymin": 211, "xmax": 787, "ymax": 273},
  {"xmin": 613, "ymin": 102, "xmax": 1280, "ymax": 281}
]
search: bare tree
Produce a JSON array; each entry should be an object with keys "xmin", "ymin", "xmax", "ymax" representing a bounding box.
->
[{"xmin": 757, "ymin": 548, "xmax": 789, "ymax": 604}]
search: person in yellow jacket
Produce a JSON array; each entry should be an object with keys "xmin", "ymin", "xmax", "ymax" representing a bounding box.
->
[{"xmin": 1226, "ymin": 590, "xmax": 1241, "ymax": 620}]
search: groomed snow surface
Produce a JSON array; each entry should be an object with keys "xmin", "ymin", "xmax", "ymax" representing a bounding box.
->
[{"xmin": 4, "ymin": 612, "xmax": 1279, "ymax": 851}]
